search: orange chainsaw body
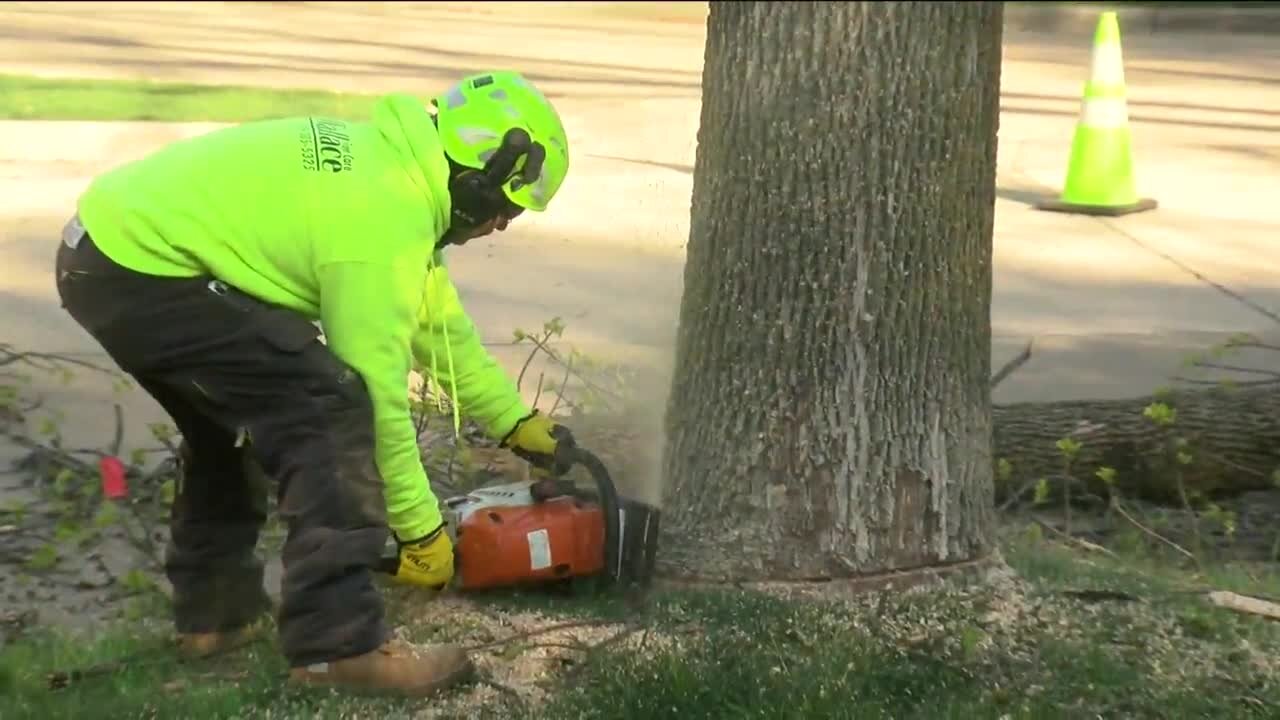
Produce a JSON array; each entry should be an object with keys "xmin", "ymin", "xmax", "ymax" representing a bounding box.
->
[{"xmin": 444, "ymin": 480, "xmax": 606, "ymax": 591}]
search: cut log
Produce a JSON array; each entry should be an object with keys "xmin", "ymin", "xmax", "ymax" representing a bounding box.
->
[{"xmin": 992, "ymin": 384, "xmax": 1280, "ymax": 504}]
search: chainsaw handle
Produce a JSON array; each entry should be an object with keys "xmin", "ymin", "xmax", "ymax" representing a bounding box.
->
[{"xmin": 555, "ymin": 446, "xmax": 623, "ymax": 585}]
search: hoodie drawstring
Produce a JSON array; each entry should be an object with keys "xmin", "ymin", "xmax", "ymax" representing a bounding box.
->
[{"xmin": 424, "ymin": 255, "xmax": 462, "ymax": 438}]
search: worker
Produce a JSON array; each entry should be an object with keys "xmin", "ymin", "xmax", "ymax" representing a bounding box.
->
[{"xmin": 53, "ymin": 71, "xmax": 575, "ymax": 697}]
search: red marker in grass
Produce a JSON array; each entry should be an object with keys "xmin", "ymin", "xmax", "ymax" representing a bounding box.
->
[{"xmin": 99, "ymin": 456, "xmax": 128, "ymax": 499}]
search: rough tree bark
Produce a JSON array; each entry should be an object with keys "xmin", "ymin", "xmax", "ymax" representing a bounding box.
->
[
  {"xmin": 660, "ymin": 2, "xmax": 1005, "ymax": 582},
  {"xmin": 993, "ymin": 384, "xmax": 1280, "ymax": 504}
]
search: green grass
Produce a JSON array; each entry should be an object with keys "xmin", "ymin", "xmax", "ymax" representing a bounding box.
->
[
  {"xmin": 0, "ymin": 73, "xmax": 389, "ymax": 122},
  {"xmin": 6, "ymin": 529, "xmax": 1280, "ymax": 720}
]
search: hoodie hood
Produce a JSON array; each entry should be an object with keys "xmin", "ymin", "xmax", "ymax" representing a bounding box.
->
[
  {"xmin": 371, "ymin": 93, "xmax": 454, "ymax": 241},
  {"xmin": 369, "ymin": 93, "xmax": 468, "ymax": 436}
]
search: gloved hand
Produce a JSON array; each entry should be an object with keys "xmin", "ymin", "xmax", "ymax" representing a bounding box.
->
[
  {"xmin": 389, "ymin": 523, "xmax": 454, "ymax": 590},
  {"xmin": 501, "ymin": 410, "xmax": 576, "ymax": 474}
]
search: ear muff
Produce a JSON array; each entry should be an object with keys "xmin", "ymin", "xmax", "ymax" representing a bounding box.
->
[{"xmin": 449, "ymin": 128, "xmax": 545, "ymax": 230}]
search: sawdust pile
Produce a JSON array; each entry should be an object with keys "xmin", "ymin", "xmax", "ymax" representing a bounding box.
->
[{"xmin": 393, "ymin": 594, "xmax": 687, "ymax": 718}]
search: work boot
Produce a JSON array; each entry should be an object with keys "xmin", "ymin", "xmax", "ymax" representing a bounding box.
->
[
  {"xmin": 288, "ymin": 638, "xmax": 475, "ymax": 697},
  {"xmin": 177, "ymin": 620, "xmax": 265, "ymax": 660}
]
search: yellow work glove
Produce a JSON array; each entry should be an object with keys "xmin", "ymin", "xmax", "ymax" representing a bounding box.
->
[
  {"xmin": 390, "ymin": 523, "xmax": 454, "ymax": 590},
  {"xmin": 501, "ymin": 410, "xmax": 576, "ymax": 474}
]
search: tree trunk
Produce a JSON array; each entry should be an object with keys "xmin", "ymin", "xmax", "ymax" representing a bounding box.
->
[
  {"xmin": 660, "ymin": 2, "xmax": 1005, "ymax": 582},
  {"xmin": 993, "ymin": 385, "xmax": 1280, "ymax": 505}
]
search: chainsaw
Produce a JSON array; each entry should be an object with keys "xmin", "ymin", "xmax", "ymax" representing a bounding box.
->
[{"xmin": 382, "ymin": 445, "xmax": 661, "ymax": 592}]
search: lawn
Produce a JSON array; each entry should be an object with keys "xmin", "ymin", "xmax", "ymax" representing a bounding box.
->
[
  {"xmin": 0, "ymin": 74, "xmax": 389, "ymax": 123},
  {"xmin": 4, "ymin": 527, "xmax": 1279, "ymax": 720}
]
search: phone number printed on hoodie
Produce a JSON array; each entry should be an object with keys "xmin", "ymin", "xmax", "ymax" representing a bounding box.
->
[{"xmin": 299, "ymin": 119, "xmax": 355, "ymax": 174}]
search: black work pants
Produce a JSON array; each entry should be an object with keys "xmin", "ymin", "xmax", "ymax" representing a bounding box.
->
[{"xmin": 53, "ymin": 222, "xmax": 392, "ymax": 667}]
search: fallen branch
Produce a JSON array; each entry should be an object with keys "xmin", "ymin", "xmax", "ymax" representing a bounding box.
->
[
  {"xmin": 0, "ymin": 345, "xmax": 119, "ymax": 376},
  {"xmin": 110, "ymin": 403, "xmax": 124, "ymax": 457},
  {"xmin": 514, "ymin": 641, "xmax": 589, "ymax": 653},
  {"xmin": 544, "ymin": 623, "xmax": 647, "ymax": 688},
  {"xmin": 1111, "ymin": 499, "xmax": 1198, "ymax": 564},
  {"xmin": 997, "ymin": 475, "xmax": 1044, "ymax": 513},
  {"xmin": 1032, "ymin": 516, "xmax": 1120, "ymax": 559},
  {"xmin": 514, "ymin": 331, "xmax": 549, "ymax": 392},
  {"xmin": 549, "ymin": 349, "xmax": 575, "ymax": 417},
  {"xmin": 1191, "ymin": 361, "xmax": 1280, "ymax": 379},
  {"xmin": 1207, "ymin": 591, "xmax": 1280, "ymax": 621},
  {"xmin": 463, "ymin": 619, "xmax": 619, "ymax": 653},
  {"xmin": 524, "ymin": 335, "xmax": 625, "ymax": 404},
  {"xmin": 991, "ymin": 340, "xmax": 1033, "ymax": 390},
  {"xmin": 3, "ymin": 429, "xmax": 98, "ymax": 475},
  {"xmin": 1059, "ymin": 589, "xmax": 1141, "ymax": 603},
  {"xmin": 1224, "ymin": 339, "xmax": 1280, "ymax": 354},
  {"xmin": 1173, "ymin": 376, "xmax": 1278, "ymax": 389},
  {"xmin": 476, "ymin": 673, "xmax": 523, "ymax": 703}
]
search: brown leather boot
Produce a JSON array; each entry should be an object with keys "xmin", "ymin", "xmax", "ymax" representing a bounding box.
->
[
  {"xmin": 177, "ymin": 622, "xmax": 264, "ymax": 660},
  {"xmin": 287, "ymin": 638, "xmax": 475, "ymax": 697}
]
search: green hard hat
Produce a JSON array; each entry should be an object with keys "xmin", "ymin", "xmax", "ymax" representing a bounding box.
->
[{"xmin": 432, "ymin": 71, "xmax": 570, "ymax": 212}]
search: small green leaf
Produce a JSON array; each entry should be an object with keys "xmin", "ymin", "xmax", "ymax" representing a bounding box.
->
[
  {"xmin": 93, "ymin": 502, "xmax": 121, "ymax": 528},
  {"xmin": 1176, "ymin": 451, "xmax": 1194, "ymax": 466},
  {"xmin": 26, "ymin": 544, "xmax": 59, "ymax": 571},
  {"xmin": 1095, "ymin": 466, "xmax": 1117, "ymax": 486},
  {"xmin": 959, "ymin": 625, "xmax": 985, "ymax": 660},
  {"xmin": 38, "ymin": 417, "xmax": 59, "ymax": 437},
  {"xmin": 543, "ymin": 316, "xmax": 566, "ymax": 337},
  {"xmin": 1231, "ymin": 331, "xmax": 1257, "ymax": 343},
  {"xmin": 74, "ymin": 526, "xmax": 101, "ymax": 548},
  {"xmin": 2, "ymin": 500, "xmax": 27, "ymax": 524},
  {"xmin": 997, "ymin": 458, "xmax": 1013, "ymax": 483},
  {"xmin": 148, "ymin": 423, "xmax": 175, "ymax": 443},
  {"xmin": 53, "ymin": 468, "xmax": 75, "ymax": 495},
  {"xmin": 1022, "ymin": 521, "xmax": 1044, "ymax": 544},
  {"xmin": 160, "ymin": 479, "xmax": 176, "ymax": 506},
  {"xmin": 119, "ymin": 569, "xmax": 154, "ymax": 594},
  {"xmin": 1143, "ymin": 402, "xmax": 1176, "ymax": 427},
  {"xmin": 1055, "ymin": 437, "xmax": 1081, "ymax": 460},
  {"xmin": 129, "ymin": 448, "xmax": 148, "ymax": 466},
  {"xmin": 1033, "ymin": 478, "xmax": 1051, "ymax": 505},
  {"xmin": 54, "ymin": 520, "xmax": 80, "ymax": 543}
]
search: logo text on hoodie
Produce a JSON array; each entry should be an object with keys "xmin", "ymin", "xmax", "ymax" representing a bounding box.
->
[{"xmin": 299, "ymin": 118, "xmax": 355, "ymax": 174}]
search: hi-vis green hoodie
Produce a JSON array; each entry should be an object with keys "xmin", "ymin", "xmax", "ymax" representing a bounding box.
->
[{"xmin": 76, "ymin": 94, "xmax": 532, "ymax": 541}]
